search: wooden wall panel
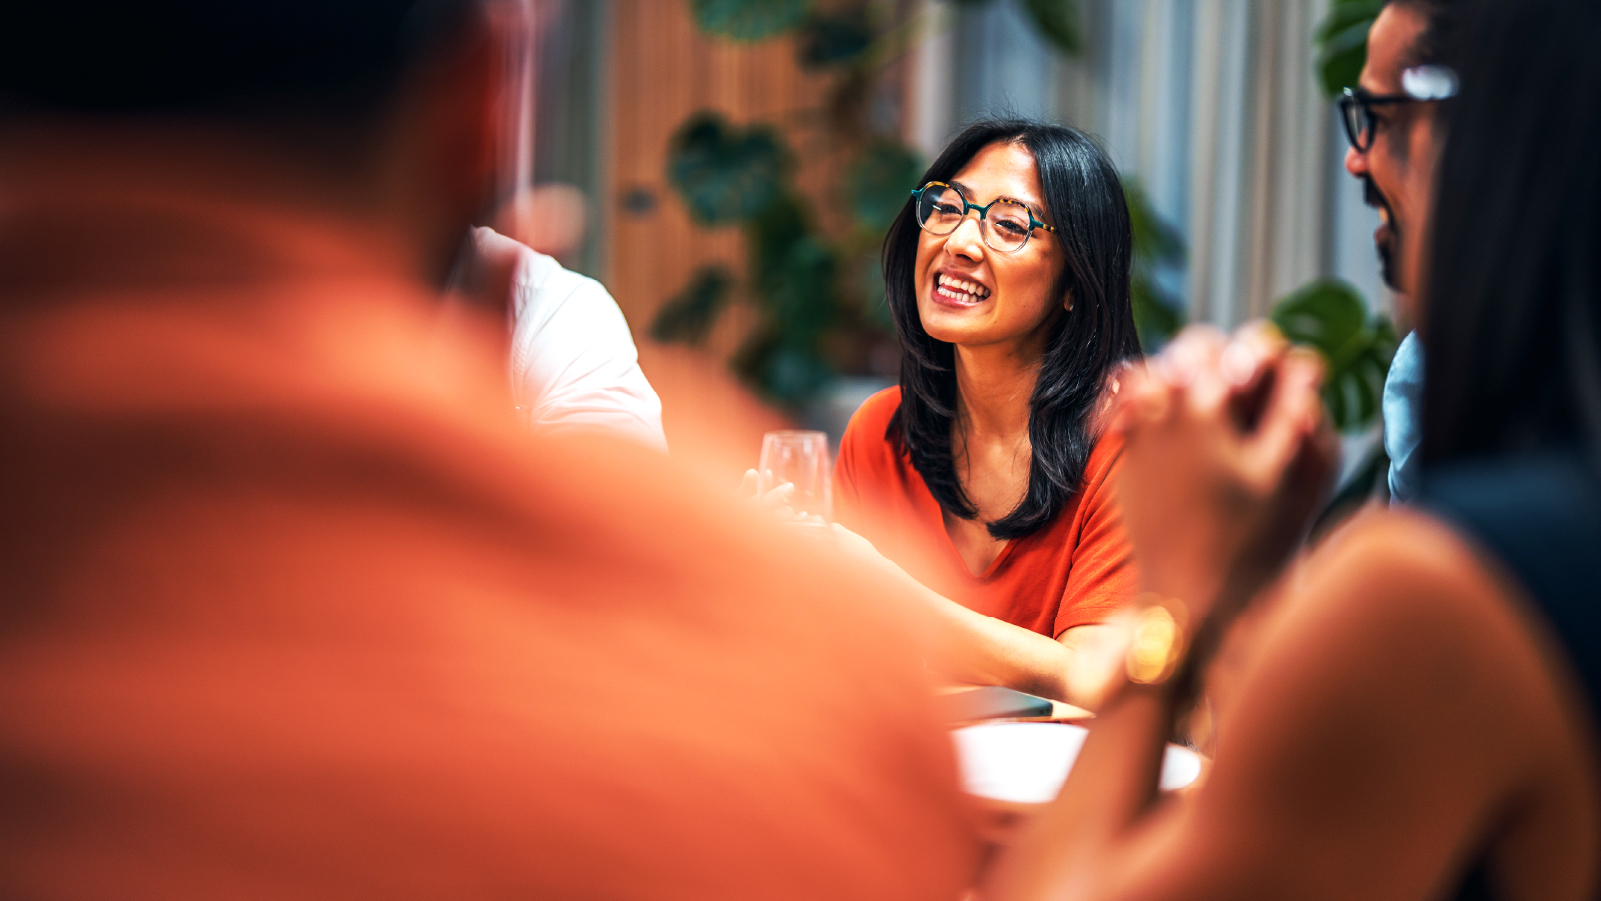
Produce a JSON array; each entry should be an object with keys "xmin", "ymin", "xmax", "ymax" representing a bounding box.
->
[{"xmin": 604, "ymin": 0, "xmax": 840, "ymax": 360}]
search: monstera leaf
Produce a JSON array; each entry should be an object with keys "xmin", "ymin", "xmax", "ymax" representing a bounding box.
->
[
  {"xmin": 1271, "ymin": 279, "xmax": 1398, "ymax": 432},
  {"xmin": 667, "ymin": 112, "xmax": 790, "ymax": 226},
  {"xmin": 650, "ymin": 265, "xmax": 733, "ymax": 346},
  {"xmin": 846, "ymin": 140, "xmax": 924, "ymax": 233},
  {"xmin": 1315, "ymin": 0, "xmax": 1386, "ymax": 97},
  {"xmin": 688, "ymin": 0, "xmax": 811, "ymax": 41}
]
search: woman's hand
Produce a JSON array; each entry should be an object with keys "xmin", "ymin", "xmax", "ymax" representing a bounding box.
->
[
  {"xmin": 1111, "ymin": 324, "xmax": 1337, "ymax": 630},
  {"xmin": 738, "ymin": 469, "xmax": 819, "ymax": 523}
]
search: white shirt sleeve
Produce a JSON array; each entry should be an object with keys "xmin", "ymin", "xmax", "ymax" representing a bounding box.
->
[{"xmin": 476, "ymin": 228, "xmax": 667, "ymax": 453}]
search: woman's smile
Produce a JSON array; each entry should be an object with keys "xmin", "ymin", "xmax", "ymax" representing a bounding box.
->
[{"xmin": 933, "ymin": 271, "xmax": 993, "ymax": 307}]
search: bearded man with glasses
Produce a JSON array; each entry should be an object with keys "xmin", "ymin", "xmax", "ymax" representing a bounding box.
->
[{"xmin": 1340, "ymin": 0, "xmax": 1465, "ymax": 503}]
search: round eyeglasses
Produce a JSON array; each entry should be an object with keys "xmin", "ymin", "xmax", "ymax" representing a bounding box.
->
[{"xmin": 910, "ymin": 181, "xmax": 1055, "ymax": 253}]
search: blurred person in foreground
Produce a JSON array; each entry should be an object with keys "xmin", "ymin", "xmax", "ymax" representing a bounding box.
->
[
  {"xmin": 825, "ymin": 119, "xmax": 1142, "ymax": 710},
  {"xmin": 0, "ymin": 3, "xmax": 978, "ymax": 898},
  {"xmin": 986, "ymin": 0, "xmax": 1601, "ymax": 897},
  {"xmin": 1341, "ymin": 0, "xmax": 1467, "ymax": 504}
]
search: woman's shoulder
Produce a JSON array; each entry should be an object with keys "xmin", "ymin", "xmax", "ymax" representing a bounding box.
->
[
  {"xmin": 1206, "ymin": 506, "xmax": 1594, "ymax": 895},
  {"xmin": 838, "ymin": 387, "xmax": 903, "ymax": 455},
  {"xmin": 1076, "ymin": 428, "xmax": 1126, "ymax": 493},
  {"xmin": 848, "ymin": 386, "xmax": 903, "ymax": 431},
  {"xmin": 1268, "ymin": 506, "xmax": 1561, "ymax": 712},
  {"xmin": 1296, "ymin": 506, "xmax": 1515, "ymax": 624},
  {"xmin": 834, "ymin": 386, "xmax": 909, "ymax": 501},
  {"xmin": 1225, "ymin": 506, "xmax": 1564, "ymax": 758}
]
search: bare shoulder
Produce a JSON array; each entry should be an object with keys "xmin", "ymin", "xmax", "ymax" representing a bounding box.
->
[
  {"xmin": 1289, "ymin": 505, "xmax": 1520, "ymax": 640},
  {"xmin": 1196, "ymin": 507, "xmax": 1601, "ymax": 901},
  {"xmin": 1230, "ymin": 505, "xmax": 1586, "ymax": 786}
]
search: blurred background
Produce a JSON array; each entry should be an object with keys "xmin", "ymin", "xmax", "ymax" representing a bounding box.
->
[{"xmin": 527, "ymin": 0, "xmax": 1393, "ymax": 473}]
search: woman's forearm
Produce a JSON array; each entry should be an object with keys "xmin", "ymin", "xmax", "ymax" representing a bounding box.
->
[
  {"xmin": 983, "ymin": 677, "xmax": 1179, "ymax": 900},
  {"xmin": 884, "ymin": 566, "xmax": 1100, "ymax": 705},
  {"xmin": 829, "ymin": 524, "xmax": 1111, "ymax": 706}
]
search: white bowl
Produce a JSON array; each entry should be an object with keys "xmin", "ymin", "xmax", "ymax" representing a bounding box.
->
[{"xmin": 952, "ymin": 721, "xmax": 1203, "ymax": 805}]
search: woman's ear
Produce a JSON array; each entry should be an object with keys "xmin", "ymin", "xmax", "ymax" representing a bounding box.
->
[{"xmin": 1064, "ymin": 293, "xmax": 1075, "ymax": 312}]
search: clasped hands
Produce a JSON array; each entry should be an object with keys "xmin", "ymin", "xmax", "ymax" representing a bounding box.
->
[{"xmin": 1110, "ymin": 322, "xmax": 1339, "ymax": 654}]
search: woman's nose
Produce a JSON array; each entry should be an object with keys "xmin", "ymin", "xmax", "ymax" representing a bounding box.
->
[{"xmin": 944, "ymin": 213, "xmax": 986, "ymax": 259}]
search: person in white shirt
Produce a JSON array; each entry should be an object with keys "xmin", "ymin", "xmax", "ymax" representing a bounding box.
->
[{"xmin": 472, "ymin": 227, "xmax": 667, "ymax": 452}]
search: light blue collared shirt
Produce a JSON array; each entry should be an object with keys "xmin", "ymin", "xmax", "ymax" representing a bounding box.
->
[{"xmin": 1383, "ymin": 331, "xmax": 1425, "ymax": 504}]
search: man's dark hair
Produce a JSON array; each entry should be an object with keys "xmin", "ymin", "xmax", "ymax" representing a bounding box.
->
[
  {"xmin": 1390, "ymin": 0, "xmax": 1468, "ymax": 68},
  {"xmin": 881, "ymin": 117, "xmax": 1141, "ymax": 540},
  {"xmin": 0, "ymin": 0, "xmax": 475, "ymax": 122},
  {"xmin": 1422, "ymin": 0, "xmax": 1601, "ymax": 470}
]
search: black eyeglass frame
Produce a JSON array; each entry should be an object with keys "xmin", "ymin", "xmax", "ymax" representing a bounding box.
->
[
  {"xmin": 908, "ymin": 181, "xmax": 1056, "ymax": 254},
  {"xmin": 1338, "ymin": 87, "xmax": 1422, "ymax": 153}
]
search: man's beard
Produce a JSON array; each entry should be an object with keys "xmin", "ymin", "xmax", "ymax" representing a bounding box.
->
[{"xmin": 1364, "ymin": 175, "xmax": 1400, "ymax": 291}]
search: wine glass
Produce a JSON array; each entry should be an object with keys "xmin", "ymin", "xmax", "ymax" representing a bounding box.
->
[{"xmin": 757, "ymin": 430, "xmax": 833, "ymax": 525}]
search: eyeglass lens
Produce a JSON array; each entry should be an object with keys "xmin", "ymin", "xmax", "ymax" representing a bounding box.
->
[
  {"xmin": 1341, "ymin": 95, "xmax": 1373, "ymax": 151},
  {"xmin": 914, "ymin": 184, "xmax": 1036, "ymax": 253}
]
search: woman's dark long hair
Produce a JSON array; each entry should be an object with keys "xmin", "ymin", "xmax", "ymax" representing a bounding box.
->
[
  {"xmin": 882, "ymin": 118, "xmax": 1140, "ymax": 540},
  {"xmin": 1421, "ymin": 0, "xmax": 1601, "ymax": 470}
]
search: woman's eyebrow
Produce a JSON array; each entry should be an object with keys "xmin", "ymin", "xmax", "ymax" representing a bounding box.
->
[
  {"xmin": 1000, "ymin": 195, "xmax": 1045, "ymax": 217},
  {"xmin": 951, "ymin": 179, "xmax": 1046, "ymax": 218}
]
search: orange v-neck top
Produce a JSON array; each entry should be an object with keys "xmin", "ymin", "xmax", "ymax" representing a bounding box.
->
[{"xmin": 834, "ymin": 387, "xmax": 1138, "ymax": 638}]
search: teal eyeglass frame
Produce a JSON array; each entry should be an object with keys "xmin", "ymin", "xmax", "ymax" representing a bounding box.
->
[{"xmin": 909, "ymin": 181, "xmax": 1056, "ymax": 252}]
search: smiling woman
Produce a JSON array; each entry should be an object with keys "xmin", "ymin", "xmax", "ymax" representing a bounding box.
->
[{"xmin": 831, "ymin": 119, "xmax": 1143, "ymax": 708}]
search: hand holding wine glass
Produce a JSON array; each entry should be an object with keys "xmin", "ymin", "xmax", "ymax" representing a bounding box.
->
[{"xmin": 746, "ymin": 430, "xmax": 833, "ymax": 526}]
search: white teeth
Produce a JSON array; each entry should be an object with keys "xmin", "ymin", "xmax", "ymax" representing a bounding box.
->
[{"xmin": 937, "ymin": 274, "xmax": 990, "ymax": 301}]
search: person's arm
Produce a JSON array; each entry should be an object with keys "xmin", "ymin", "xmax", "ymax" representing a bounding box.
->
[
  {"xmin": 987, "ymin": 326, "xmax": 1593, "ymax": 901},
  {"xmin": 986, "ymin": 514, "xmax": 1578, "ymax": 901},
  {"xmin": 828, "ymin": 527, "xmax": 1124, "ymax": 708}
]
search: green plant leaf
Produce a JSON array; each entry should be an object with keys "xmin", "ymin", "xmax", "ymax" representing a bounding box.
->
[
  {"xmin": 650, "ymin": 265, "xmax": 733, "ymax": 345},
  {"xmin": 745, "ymin": 192, "xmax": 838, "ymax": 347},
  {"xmin": 766, "ymin": 235, "xmax": 837, "ymax": 345},
  {"xmin": 796, "ymin": 10, "xmax": 875, "ymax": 68},
  {"xmin": 845, "ymin": 140, "xmax": 924, "ymax": 233},
  {"xmin": 688, "ymin": 0, "xmax": 811, "ymax": 41},
  {"xmin": 1019, "ymin": 0, "xmax": 1081, "ymax": 56},
  {"xmin": 667, "ymin": 112, "xmax": 790, "ymax": 226},
  {"xmin": 1270, "ymin": 279, "xmax": 1398, "ymax": 432},
  {"xmin": 746, "ymin": 192, "xmax": 812, "ymax": 289},
  {"xmin": 1271, "ymin": 279, "xmax": 1366, "ymax": 358},
  {"xmin": 1314, "ymin": 0, "xmax": 1385, "ymax": 97}
]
